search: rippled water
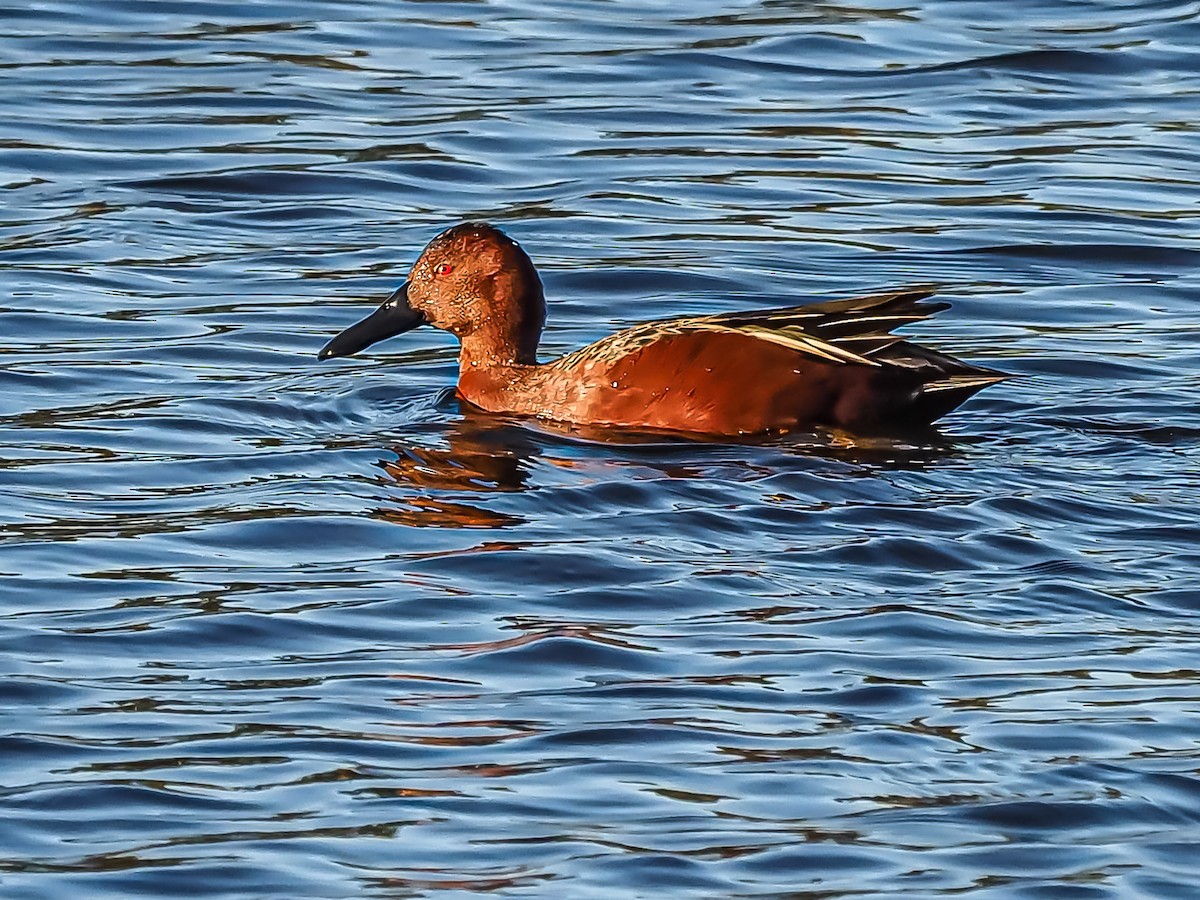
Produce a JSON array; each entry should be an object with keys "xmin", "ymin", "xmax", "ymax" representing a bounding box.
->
[{"xmin": 4, "ymin": 1, "xmax": 1200, "ymax": 897}]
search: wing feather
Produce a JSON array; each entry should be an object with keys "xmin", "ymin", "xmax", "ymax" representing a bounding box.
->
[{"xmin": 558, "ymin": 288, "xmax": 952, "ymax": 370}]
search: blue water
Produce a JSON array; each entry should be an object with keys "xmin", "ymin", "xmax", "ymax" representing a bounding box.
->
[{"xmin": 3, "ymin": 1, "xmax": 1200, "ymax": 897}]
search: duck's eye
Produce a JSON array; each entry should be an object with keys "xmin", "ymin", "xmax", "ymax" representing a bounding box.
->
[{"xmin": 434, "ymin": 263, "xmax": 454, "ymax": 276}]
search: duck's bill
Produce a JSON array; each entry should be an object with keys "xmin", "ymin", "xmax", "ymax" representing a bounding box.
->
[{"xmin": 317, "ymin": 283, "xmax": 426, "ymax": 360}]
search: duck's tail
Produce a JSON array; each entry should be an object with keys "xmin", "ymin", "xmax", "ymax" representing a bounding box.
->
[
  {"xmin": 912, "ymin": 371, "xmax": 1012, "ymax": 422},
  {"xmin": 878, "ymin": 341, "xmax": 1012, "ymax": 423}
]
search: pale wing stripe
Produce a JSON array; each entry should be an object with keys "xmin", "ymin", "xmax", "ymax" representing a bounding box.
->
[
  {"xmin": 921, "ymin": 374, "xmax": 1011, "ymax": 392},
  {"xmin": 814, "ymin": 314, "xmax": 930, "ymax": 330},
  {"xmin": 834, "ymin": 334, "xmax": 908, "ymax": 355},
  {"xmin": 700, "ymin": 323, "xmax": 882, "ymax": 366}
]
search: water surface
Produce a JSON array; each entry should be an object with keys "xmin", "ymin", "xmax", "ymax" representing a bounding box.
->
[{"xmin": 3, "ymin": 1, "xmax": 1200, "ymax": 897}]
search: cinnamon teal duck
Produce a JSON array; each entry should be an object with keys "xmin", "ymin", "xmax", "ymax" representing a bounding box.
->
[{"xmin": 318, "ymin": 222, "xmax": 1010, "ymax": 435}]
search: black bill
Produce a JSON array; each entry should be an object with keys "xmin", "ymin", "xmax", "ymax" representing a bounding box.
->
[{"xmin": 317, "ymin": 283, "xmax": 426, "ymax": 360}]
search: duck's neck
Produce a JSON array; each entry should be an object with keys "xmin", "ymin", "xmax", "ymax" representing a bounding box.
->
[
  {"xmin": 459, "ymin": 266, "xmax": 546, "ymax": 369},
  {"xmin": 455, "ymin": 271, "xmax": 547, "ymax": 408},
  {"xmin": 459, "ymin": 332, "xmax": 538, "ymax": 370},
  {"xmin": 456, "ymin": 343, "xmax": 547, "ymax": 415}
]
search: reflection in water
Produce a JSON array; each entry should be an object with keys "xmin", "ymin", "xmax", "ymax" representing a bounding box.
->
[
  {"xmin": 372, "ymin": 416, "xmax": 538, "ymax": 528},
  {"xmin": 373, "ymin": 410, "xmax": 967, "ymax": 529},
  {"xmin": 380, "ymin": 417, "xmax": 540, "ymax": 494}
]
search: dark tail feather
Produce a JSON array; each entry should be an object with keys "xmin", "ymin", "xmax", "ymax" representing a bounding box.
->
[
  {"xmin": 871, "ymin": 338, "xmax": 1012, "ymax": 423},
  {"xmin": 911, "ymin": 373, "xmax": 1012, "ymax": 423}
]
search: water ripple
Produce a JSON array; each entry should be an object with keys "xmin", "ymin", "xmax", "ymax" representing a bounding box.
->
[{"xmin": 3, "ymin": 0, "xmax": 1200, "ymax": 898}]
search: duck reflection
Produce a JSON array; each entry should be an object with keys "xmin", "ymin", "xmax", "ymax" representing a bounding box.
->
[
  {"xmin": 380, "ymin": 417, "xmax": 539, "ymax": 493},
  {"xmin": 371, "ymin": 415, "xmax": 539, "ymax": 528},
  {"xmin": 371, "ymin": 409, "xmax": 965, "ymax": 529}
]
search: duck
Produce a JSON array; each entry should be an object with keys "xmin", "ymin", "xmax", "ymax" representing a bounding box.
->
[{"xmin": 318, "ymin": 222, "xmax": 1010, "ymax": 435}]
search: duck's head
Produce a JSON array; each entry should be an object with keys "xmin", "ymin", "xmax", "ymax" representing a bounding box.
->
[{"xmin": 318, "ymin": 222, "xmax": 546, "ymax": 365}]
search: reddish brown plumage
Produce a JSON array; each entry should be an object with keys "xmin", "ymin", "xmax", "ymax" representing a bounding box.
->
[{"xmin": 319, "ymin": 222, "xmax": 1010, "ymax": 435}]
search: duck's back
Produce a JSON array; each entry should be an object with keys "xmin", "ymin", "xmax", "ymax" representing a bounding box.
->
[{"xmin": 547, "ymin": 290, "xmax": 1008, "ymax": 434}]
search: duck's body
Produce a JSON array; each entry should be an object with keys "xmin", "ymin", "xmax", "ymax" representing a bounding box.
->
[{"xmin": 319, "ymin": 223, "xmax": 1009, "ymax": 435}]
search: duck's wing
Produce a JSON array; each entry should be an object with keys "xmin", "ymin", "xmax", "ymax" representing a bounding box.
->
[
  {"xmin": 689, "ymin": 288, "xmax": 956, "ymax": 365},
  {"xmin": 561, "ymin": 288, "xmax": 952, "ymax": 369},
  {"xmin": 551, "ymin": 288, "xmax": 1009, "ymax": 430}
]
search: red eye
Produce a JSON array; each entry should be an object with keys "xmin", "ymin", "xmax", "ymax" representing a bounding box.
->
[{"xmin": 434, "ymin": 263, "xmax": 454, "ymax": 276}]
